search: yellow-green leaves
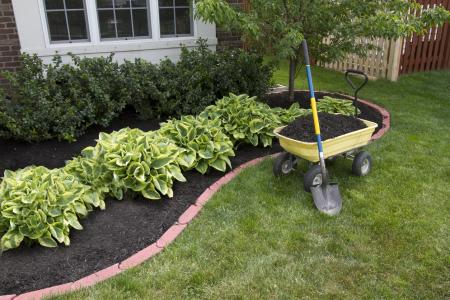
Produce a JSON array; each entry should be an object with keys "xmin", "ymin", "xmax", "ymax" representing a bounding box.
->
[
  {"xmin": 159, "ymin": 116, "xmax": 235, "ymax": 174},
  {"xmin": 317, "ymin": 97, "xmax": 360, "ymax": 116},
  {"xmin": 73, "ymin": 128, "xmax": 186, "ymax": 201},
  {"xmin": 0, "ymin": 166, "xmax": 105, "ymax": 251},
  {"xmin": 200, "ymin": 94, "xmax": 307, "ymax": 148}
]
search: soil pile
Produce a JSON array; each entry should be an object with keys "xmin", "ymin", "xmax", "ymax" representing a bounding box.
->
[
  {"xmin": 280, "ymin": 113, "xmax": 367, "ymax": 142},
  {"xmin": 264, "ymin": 90, "xmax": 383, "ymax": 135}
]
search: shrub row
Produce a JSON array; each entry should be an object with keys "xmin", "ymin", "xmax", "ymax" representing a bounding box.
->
[
  {"xmin": 0, "ymin": 54, "xmax": 127, "ymax": 142},
  {"xmin": 0, "ymin": 94, "xmax": 356, "ymax": 251},
  {"xmin": 0, "ymin": 39, "xmax": 273, "ymax": 142}
]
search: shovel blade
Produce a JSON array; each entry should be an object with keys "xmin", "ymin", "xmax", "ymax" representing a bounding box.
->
[{"xmin": 310, "ymin": 183, "xmax": 342, "ymax": 216}]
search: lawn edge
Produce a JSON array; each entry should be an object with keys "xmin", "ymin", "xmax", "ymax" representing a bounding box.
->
[{"xmin": 4, "ymin": 99, "xmax": 389, "ymax": 299}]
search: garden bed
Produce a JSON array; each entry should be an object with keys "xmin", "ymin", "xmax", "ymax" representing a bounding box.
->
[
  {"xmin": 0, "ymin": 93, "xmax": 385, "ymax": 296},
  {"xmin": 0, "ymin": 143, "xmax": 281, "ymax": 295}
]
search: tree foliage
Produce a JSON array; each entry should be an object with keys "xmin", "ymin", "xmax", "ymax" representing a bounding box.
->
[
  {"xmin": 196, "ymin": 0, "xmax": 450, "ymax": 63},
  {"xmin": 196, "ymin": 0, "xmax": 450, "ymax": 99}
]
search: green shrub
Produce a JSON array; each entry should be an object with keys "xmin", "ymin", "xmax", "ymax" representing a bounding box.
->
[
  {"xmin": 0, "ymin": 166, "xmax": 105, "ymax": 251},
  {"xmin": 120, "ymin": 59, "xmax": 166, "ymax": 119},
  {"xmin": 158, "ymin": 39, "xmax": 273, "ymax": 117},
  {"xmin": 200, "ymin": 94, "xmax": 308, "ymax": 147},
  {"xmin": 214, "ymin": 48, "xmax": 273, "ymax": 99},
  {"xmin": 0, "ymin": 54, "xmax": 126, "ymax": 142},
  {"xmin": 317, "ymin": 96, "xmax": 360, "ymax": 116},
  {"xmin": 70, "ymin": 54, "xmax": 127, "ymax": 127},
  {"xmin": 159, "ymin": 115, "xmax": 235, "ymax": 174},
  {"xmin": 166, "ymin": 40, "xmax": 218, "ymax": 116},
  {"xmin": 66, "ymin": 128, "xmax": 186, "ymax": 200},
  {"xmin": 0, "ymin": 40, "xmax": 272, "ymax": 142}
]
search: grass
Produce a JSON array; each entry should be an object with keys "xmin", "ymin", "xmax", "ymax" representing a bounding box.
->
[{"xmin": 53, "ymin": 66, "xmax": 450, "ymax": 300}]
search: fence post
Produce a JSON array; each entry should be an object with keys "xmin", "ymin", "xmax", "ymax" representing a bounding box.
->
[{"xmin": 386, "ymin": 39, "xmax": 403, "ymax": 81}]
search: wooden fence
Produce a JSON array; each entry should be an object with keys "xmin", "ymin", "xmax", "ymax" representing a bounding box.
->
[
  {"xmin": 400, "ymin": 0, "xmax": 450, "ymax": 75},
  {"xmin": 321, "ymin": 0, "xmax": 450, "ymax": 81},
  {"xmin": 320, "ymin": 38, "xmax": 403, "ymax": 81}
]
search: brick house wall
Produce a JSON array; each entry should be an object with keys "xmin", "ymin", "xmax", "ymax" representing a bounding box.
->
[
  {"xmin": 0, "ymin": 0, "xmax": 20, "ymax": 86},
  {"xmin": 217, "ymin": 0, "xmax": 248, "ymax": 48}
]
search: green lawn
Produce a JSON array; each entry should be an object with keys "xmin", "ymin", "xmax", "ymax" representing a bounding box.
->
[{"xmin": 53, "ymin": 66, "xmax": 450, "ymax": 300}]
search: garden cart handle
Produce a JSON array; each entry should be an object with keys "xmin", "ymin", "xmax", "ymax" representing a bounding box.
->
[
  {"xmin": 345, "ymin": 69, "xmax": 368, "ymax": 117},
  {"xmin": 301, "ymin": 40, "xmax": 328, "ymax": 184}
]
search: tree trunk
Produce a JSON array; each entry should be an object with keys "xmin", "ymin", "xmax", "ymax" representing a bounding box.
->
[{"xmin": 288, "ymin": 58, "xmax": 296, "ymax": 103}]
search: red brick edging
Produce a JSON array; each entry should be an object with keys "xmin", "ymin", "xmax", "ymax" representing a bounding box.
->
[
  {"xmin": 1, "ymin": 100, "xmax": 389, "ymax": 300},
  {"xmin": 358, "ymin": 99, "xmax": 391, "ymax": 141}
]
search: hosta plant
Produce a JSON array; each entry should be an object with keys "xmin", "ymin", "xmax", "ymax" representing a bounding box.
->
[
  {"xmin": 271, "ymin": 102, "xmax": 310, "ymax": 124},
  {"xmin": 200, "ymin": 94, "xmax": 306, "ymax": 147},
  {"xmin": 159, "ymin": 115, "xmax": 235, "ymax": 174},
  {"xmin": 0, "ymin": 166, "xmax": 105, "ymax": 251},
  {"xmin": 64, "ymin": 150, "xmax": 111, "ymax": 199},
  {"xmin": 68, "ymin": 128, "xmax": 186, "ymax": 200},
  {"xmin": 317, "ymin": 96, "xmax": 360, "ymax": 116}
]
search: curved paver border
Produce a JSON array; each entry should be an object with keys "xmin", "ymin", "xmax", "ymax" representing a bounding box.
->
[{"xmin": 1, "ymin": 99, "xmax": 390, "ymax": 300}]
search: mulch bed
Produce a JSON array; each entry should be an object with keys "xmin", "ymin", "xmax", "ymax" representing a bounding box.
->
[
  {"xmin": 280, "ymin": 112, "xmax": 367, "ymax": 142},
  {"xmin": 0, "ymin": 108, "xmax": 161, "ymax": 175},
  {"xmin": 0, "ymin": 92, "xmax": 383, "ymax": 295}
]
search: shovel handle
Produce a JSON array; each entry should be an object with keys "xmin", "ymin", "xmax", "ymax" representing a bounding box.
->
[{"xmin": 302, "ymin": 40, "xmax": 328, "ymax": 183}]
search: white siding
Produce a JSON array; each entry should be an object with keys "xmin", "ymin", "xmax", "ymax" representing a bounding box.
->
[{"xmin": 12, "ymin": 0, "xmax": 217, "ymax": 64}]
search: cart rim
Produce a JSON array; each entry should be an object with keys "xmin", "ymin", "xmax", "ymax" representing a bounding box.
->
[
  {"xmin": 313, "ymin": 174, "xmax": 323, "ymax": 186},
  {"xmin": 361, "ymin": 158, "xmax": 370, "ymax": 175}
]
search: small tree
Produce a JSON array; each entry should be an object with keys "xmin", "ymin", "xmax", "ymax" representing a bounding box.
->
[{"xmin": 196, "ymin": 0, "xmax": 450, "ymax": 101}]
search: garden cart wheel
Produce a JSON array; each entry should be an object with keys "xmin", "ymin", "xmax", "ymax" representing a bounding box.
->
[
  {"xmin": 326, "ymin": 156, "xmax": 338, "ymax": 165},
  {"xmin": 352, "ymin": 151, "xmax": 372, "ymax": 176},
  {"xmin": 303, "ymin": 164, "xmax": 323, "ymax": 192},
  {"xmin": 273, "ymin": 152, "xmax": 297, "ymax": 176}
]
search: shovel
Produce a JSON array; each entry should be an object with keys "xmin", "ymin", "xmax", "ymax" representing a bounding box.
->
[{"xmin": 301, "ymin": 40, "xmax": 342, "ymax": 216}]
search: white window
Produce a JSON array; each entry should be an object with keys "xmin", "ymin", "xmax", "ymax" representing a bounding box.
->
[
  {"xmin": 44, "ymin": 0, "xmax": 89, "ymax": 43},
  {"xmin": 39, "ymin": 0, "xmax": 199, "ymax": 47},
  {"xmin": 96, "ymin": 0, "xmax": 151, "ymax": 40},
  {"xmin": 158, "ymin": 0, "xmax": 193, "ymax": 37},
  {"xmin": 13, "ymin": 0, "xmax": 217, "ymax": 61}
]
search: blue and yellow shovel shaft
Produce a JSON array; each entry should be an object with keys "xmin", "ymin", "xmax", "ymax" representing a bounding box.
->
[{"xmin": 303, "ymin": 43, "xmax": 325, "ymax": 161}]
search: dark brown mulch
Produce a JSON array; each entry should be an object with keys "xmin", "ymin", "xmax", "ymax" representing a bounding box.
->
[
  {"xmin": 280, "ymin": 112, "xmax": 367, "ymax": 142},
  {"xmin": 264, "ymin": 90, "xmax": 383, "ymax": 135}
]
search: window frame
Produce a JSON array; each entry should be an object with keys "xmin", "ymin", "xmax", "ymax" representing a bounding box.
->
[
  {"xmin": 39, "ymin": 0, "xmax": 198, "ymax": 48},
  {"xmin": 158, "ymin": 0, "xmax": 194, "ymax": 38},
  {"xmin": 43, "ymin": 0, "xmax": 91, "ymax": 44},
  {"xmin": 96, "ymin": 0, "xmax": 153, "ymax": 41}
]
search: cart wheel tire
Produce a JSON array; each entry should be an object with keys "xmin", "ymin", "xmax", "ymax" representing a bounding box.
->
[
  {"xmin": 303, "ymin": 164, "xmax": 323, "ymax": 192},
  {"xmin": 326, "ymin": 156, "xmax": 338, "ymax": 165},
  {"xmin": 352, "ymin": 151, "xmax": 372, "ymax": 176},
  {"xmin": 273, "ymin": 152, "xmax": 296, "ymax": 177}
]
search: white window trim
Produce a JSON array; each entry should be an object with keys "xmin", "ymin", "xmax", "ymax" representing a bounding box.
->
[{"xmin": 37, "ymin": 0, "xmax": 198, "ymax": 49}]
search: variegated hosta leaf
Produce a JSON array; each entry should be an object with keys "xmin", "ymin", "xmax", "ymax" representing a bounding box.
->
[
  {"xmin": 316, "ymin": 96, "xmax": 360, "ymax": 116},
  {"xmin": 199, "ymin": 93, "xmax": 308, "ymax": 148},
  {"xmin": 70, "ymin": 127, "xmax": 187, "ymax": 201},
  {"xmin": 159, "ymin": 115, "xmax": 235, "ymax": 174},
  {"xmin": 0, "ymin": 166, "xmax": 105, "ymax": 251}
]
